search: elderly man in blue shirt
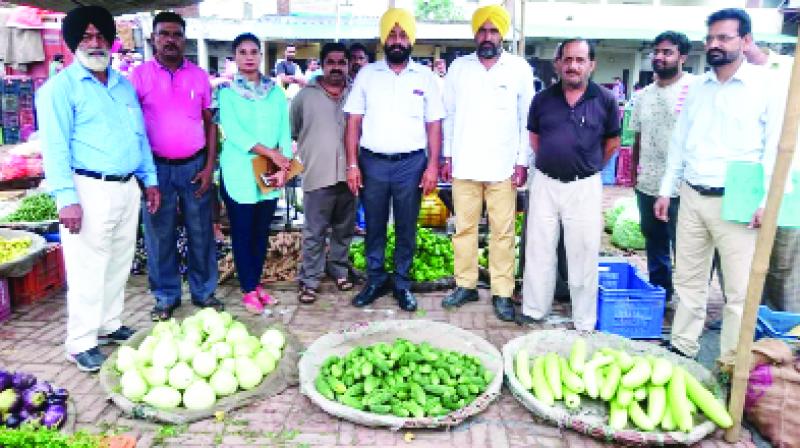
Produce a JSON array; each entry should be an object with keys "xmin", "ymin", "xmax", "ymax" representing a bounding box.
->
[{"xmin": 36, "ymin": 5, "xmax": 160, "ymax": 372}]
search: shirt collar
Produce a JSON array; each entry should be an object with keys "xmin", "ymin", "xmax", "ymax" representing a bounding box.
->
[
  {"xmin": 66, "ymin": 62, "xmax": 121, "ymax": 88},
  {"xmin": 152, "ymin": 57, "xmax": 190, "ymax": 73},
  {"xmin": 703, "ymin": 60, "xmax": 759, "ymax": 86},
  {"xmin": 465, "ymin": 50, "xmax": 509, "ymax": 67},
  {"xmin": 553, "ymin": 80, "xmax": 602, "ymax": 102},
  {"xmin": 375, "ymin": 59, "xmax": 423, "ymax": 74}
]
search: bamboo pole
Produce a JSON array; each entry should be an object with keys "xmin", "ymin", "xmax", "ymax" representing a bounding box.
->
[{"xmin": 724, "ymin": 35, "xmax": 800, "ymax": 442}]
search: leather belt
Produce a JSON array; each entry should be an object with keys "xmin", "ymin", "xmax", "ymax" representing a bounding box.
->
[
  {"xmin": 688, "ymin": 182, "xmax": 725, "ymax": 197},
  {"xmin": 361, "ymin": 147, "xmax": 423, "ymax": 161},
  {"xmin": 153, "ymin": 150, "xmax": 206, "ymax": 165},
  {"xmin": 74, "ymin": 168, "xmax": 134, "ymax": 182},
  {"xmin": 539, "ymin": 169, "xmax": 597, "ymax": 183}
]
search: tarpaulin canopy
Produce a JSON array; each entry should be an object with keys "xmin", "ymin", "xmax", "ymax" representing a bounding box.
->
[{"xmin": 7, "ymin": 1, "xmax": 199, "ymax": 15}]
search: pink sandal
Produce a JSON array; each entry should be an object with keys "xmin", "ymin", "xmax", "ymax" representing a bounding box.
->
[
  {"xmin": 242, "ymin": 291, "xmax": 264, "ymax": 314},
  {"xmin": 256, "ymin": 285, "xmax": 278, "ymax": 305}
]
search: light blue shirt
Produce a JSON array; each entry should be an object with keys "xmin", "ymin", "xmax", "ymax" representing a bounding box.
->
[{"xmin": 36, "ymin": 63, "xmax": 157, "ymax": 209}]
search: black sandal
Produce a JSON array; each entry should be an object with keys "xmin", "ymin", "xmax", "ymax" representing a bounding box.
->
[
  {"xmin": 298, "ymin": 285, "xmax": 318, "ymax": 304},
  {"xmin": 150, "ymin": 305, "xmax": 174, "ymax": 322},
  {"xmin": 192, "ymin": 296, "xmax": 225, "ymax": 311}
]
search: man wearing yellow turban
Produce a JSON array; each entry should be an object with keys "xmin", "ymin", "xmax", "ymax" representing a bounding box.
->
[
  {"xmin": 440, "ymin": 4, "xmax": 534, "ymax": 322},
  {"xmin": 343, "ymin": 8, "xmax": 445, "ymax": 312}
]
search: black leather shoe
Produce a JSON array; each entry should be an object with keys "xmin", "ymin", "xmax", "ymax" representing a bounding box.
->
[
  {"xmin": 442, "ymin": 287, "xmax": 479, "ymax": 309},
  {"xmin": 98, "ymin": 326, "xmax": 136, "ymax": 345},
  {"xmin": 352, "ymin": 282, "xmax": 391, "ymax": 307},
  {"xmin": 516, "ymin": 313, "xmax": 544, "ymax": 327},
  {"xmin": 492, "ymin": 296, "xmax": 516, "ymax": 322},
  {"xmin": 394, "ymin": 288, "xmax": 418, "ymax": 312}
]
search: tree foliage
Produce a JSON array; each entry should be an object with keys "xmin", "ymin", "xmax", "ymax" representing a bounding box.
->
[{"xmin": 415, "ymin": 0, "xmax": 462, "ymax": 21}]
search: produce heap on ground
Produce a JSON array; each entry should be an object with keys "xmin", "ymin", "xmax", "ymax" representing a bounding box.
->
[
  {"xmin": 0, "ymin": 235, "xmax": 31, "ymax": 264},
  {"xmin": 0, "ymin": 193, "xmax": 57, "ymax": 223},
  {"xmin": 315, "ymin": 339, "xmax": 493, "ymax": 417},
  {"xmin": 0, "ymin": 371, "xmax": 69, "ymax": 430},
  {"xmin": 604, "ymin": 197, "xmax": 646, "ymax": 251},
  {"xmin": 514, "ymin": 338, "xmax": 733, "ymax": 433},
  {"xmin": 114, "ymin": 308, "xmax": 286, "ymax": 411},
  {"xmin": 349, "ymin": 226, "xmax": 454, "ymax": 282}
]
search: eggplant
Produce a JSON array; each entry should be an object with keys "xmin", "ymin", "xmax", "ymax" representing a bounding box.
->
[
  {"xmin": 0, "ymin": 371, "xmax": 11, "ymax": 391},
  {"xmin": 0, "ymin": 388, "xmax": 18, "ymax": 414},
  {"xmin": 4, "ymin": 413, "xmax": 21, "ymax": 428},
  {"xmin": 18, "ymin": 407, "xmax": 42, "ymax": 424},
  {"xmin": 46, "ymin": 396, "xmax": 66, "ymax": 407},
  {"xmin": 41, "ymin": 403, "xmax": 66, "ymax": 429},
  {"xmin": 11, "ymin": 372, "xmax": 35, "ymax": 391},
  {"xmin": 22, "ymin": 384, "xmax": 49, "ymax": 412},
  {"xmin": 49, "ymin": 387, "xmax": 69, "ymax": 402},
  {"xmin": 39, "ymin": 382, "xmax": 53, "ymax": 395}
]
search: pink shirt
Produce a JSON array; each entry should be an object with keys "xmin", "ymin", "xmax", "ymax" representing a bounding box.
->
[{"xmin": 130, "ymin": 59, "xmax": 211, "ymax": 159}]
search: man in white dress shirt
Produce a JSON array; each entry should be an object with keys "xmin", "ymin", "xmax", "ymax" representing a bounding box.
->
[
  {"xmin": 344, "ymin": 8, "xmax": 444, "ymax": 312},
  {"xmin": 439, "ymin": 4, "xmax": 533, "ymax": 322},
  {"xmin": 654, "ymin": 8, "xmax": 782, "ymax": 360}
]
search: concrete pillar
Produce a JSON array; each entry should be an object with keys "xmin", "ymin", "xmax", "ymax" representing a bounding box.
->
[{"xmin": 197, "ymin": 37, "xmax": 209, "ymax": 72}]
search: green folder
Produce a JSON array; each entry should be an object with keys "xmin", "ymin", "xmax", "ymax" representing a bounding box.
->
[{"xmin": 721, "ymin": 161, "xmax": 800, "ymax": 228}]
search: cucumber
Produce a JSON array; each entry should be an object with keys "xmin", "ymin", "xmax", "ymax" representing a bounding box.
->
[
  {"xmin": 650, "ymin": 358, "xmax": 673, "ymax": 386},
  {"xmin": 608, "ymin": 400, "xmax": 629, "ymax": 430},
  {"xmin": 616, "ymin": 387, "xmax": 633, "ymax": 407},
  {"xmin": 515, "ymin": 350, "xmax": 533, "ymax": 390},
  {"xmin": 532, "ymin": 356, "xmax": 555, "ymax": 406},
  {"xmin": 410, "ymin": 382, "xmax": 427, "ymax": 406},
  {"xmin": 684, "ymin": 370, "xmax": 733, "ymax": 429},
  {"xmin": 620, "ymin": 357, "xmax": 652, "ymax": 389},
  {"xmin": 583, "ymin": 364, "xmax": 601, "ymax": 399},
  {"xmin": 559, "ymin": 357, "xmax": 585, "ymax": 394},
  {"xmin": 661, "ymin": 401, "xmax": 676, "ymax": 432},
  {"xmin": 563, "ymin": 390, "xmax": 581, "ymax": 409},
  {"xmin": 545, "ymin": 353, "xmax": 563, "ymax": 400},
  {"xmin": 633, "ymin": 387, "xmax": 647, "ymax": 401},
  {"xmin": 667, "ymin": 368, "xmax": 693, "ymax": 432},
  {"xmin": 612, "ymin": 350, "xmax": 635, "ymax": 372},
  {"xmin": 569, "ymin": 338, "xmax": 587, "ymax": 374},
  {"xmin": 646, "ymin": 385, "xmax": 667, "ymax": 424},
  {"xmin": 628, "ymin": 400, "xmax": 655, "ymax": 431},
  {"xmin": 600, "ymin": 364, "xmax": 621, "ymax": 401}
]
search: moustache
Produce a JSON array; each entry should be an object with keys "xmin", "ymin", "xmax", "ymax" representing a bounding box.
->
[
  {"xmin": 329, "ymin": 70, "xmax": 344, "ymax": 76},
  {"xmin": 387, "ymin": 45, "xmax": 407, "ymax": 53},
  {"xmin": 566, "ymin": 71, "xmax": 579, "ymax": 75}
]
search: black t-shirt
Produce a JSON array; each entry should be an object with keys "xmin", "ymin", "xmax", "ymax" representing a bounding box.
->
[{"xmin": 527, "ymin": 81, "xmax": 621, "ymax": 180}]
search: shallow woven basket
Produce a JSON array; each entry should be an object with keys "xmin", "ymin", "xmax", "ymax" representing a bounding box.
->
[
  {"xmin": 299, "ymin": 320, "xmax": 503, "ymax": 430},
  {"xmin": 502, "ymin": 330, "xmax": 723, "ymax": 446}
]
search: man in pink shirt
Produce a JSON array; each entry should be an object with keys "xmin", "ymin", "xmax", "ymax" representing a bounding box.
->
[{"xmin": 130, "ymin": 11, "xmax": 222, "ymax": 320}]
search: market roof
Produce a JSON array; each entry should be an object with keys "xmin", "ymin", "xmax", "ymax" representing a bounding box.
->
[{"xmin": 9, "ymin": 0, "xmax": 199, "ymax": 15}]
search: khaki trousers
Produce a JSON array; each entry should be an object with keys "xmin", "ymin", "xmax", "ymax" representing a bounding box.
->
[
  {"xmin": 522, "ymin": 170, "xmax": 603, "ymax": 331},
  {"xmin": 452, "ymin": 178, "xmax": 516, "ymax": 297},
  {"xmin": 63, "ymin": 175, "xmax": 141, "ymax": 355},
  {"xmin": 670, "ymin": 183, "xmax": 757, "ymax": 358}
]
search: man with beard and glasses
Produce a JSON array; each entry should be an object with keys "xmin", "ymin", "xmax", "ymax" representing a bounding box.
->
[
  {"xmin": 440, "ymin": 5, "xmax": 533, "ymax": 322},
  {"xmin": 277, "ymin": 44, "xmax": 306, "ymax": 100},
  {"xmin": 654, "ymin": 8, "xmax": 782, "ymax": 361},
  {"xmin": 130, "ymin": 11, "xmax": 223, "ymax": 322},
  {"xmin": 36, "ymin": 5, "xmax": 160, "ymax": 372},
  {"xmin": 349, "ymin": 42, "xmax": 369, "ymax": 81},
  {"xmin": 518, "ymin": 38, "xmax": 621, "ymax": 330},
  {"xmin": 344, "ymin": 8, "xmax": 444, "ymax": 312},
  {"xmin": 292, "ymin": 42, "xmax": 356, "ymax": 304},
  {"xmin": 628, "ymin": 31, "xmax": 696, "ymax": 303}
]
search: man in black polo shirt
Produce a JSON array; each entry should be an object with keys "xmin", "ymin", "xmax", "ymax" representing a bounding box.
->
[{"xmin": 519, "ymin": 39, "xmax": 621, "ymax": 330}]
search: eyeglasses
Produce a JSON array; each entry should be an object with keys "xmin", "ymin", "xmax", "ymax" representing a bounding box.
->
[{"xmin": 705, "ymin": 34, "xmax": 739, "ymax": 45}]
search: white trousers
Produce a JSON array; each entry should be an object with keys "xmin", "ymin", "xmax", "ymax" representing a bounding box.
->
[
  {"xmin": 670, "ymin": 183, "xmax": 756, "ymax": 358},
  {"xmin": 63, "ymin": 174, "xmax": 141, "ymax": 354},
  {"xmin": 522, "ymin": 170, "xmax": 603, "ymax": 331}
]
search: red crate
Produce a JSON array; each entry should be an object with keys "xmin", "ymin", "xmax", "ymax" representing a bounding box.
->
[
  {"xmin": 615, "ymin": 146, "xmax": 634, "ymax": 187},
  {"xmin": 10, "ymin": 244, "xmax": 66, "ymax": 306},
  {"xmin": 0, "ymin": 279, "xmax": 10, "ymax": 324}
]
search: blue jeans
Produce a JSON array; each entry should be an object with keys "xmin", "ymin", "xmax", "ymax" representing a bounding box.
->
[
  {"xmin": 143, "ymin": 156, "xmax": 217, "ymax": 308},
  {"xmin": 636, "ymin": 191, "xmax": 679, "ymax": 299},
  {"xmin": 220, "ymin": 181, "xmax": 277, "ymax": 293},
  {"xmin": 359, "ymin": 149, "xmax": 426, "ymax": 290}
]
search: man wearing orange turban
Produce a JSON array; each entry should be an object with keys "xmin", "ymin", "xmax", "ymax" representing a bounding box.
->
[{"xmin": 440, "ymin": 4, "xmax": 534, "ymax": 322}]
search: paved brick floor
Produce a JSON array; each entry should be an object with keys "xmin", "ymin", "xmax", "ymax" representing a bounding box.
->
[{"xmin": 0, "ymin": 186, "xmax": 752, "ymax": 448}]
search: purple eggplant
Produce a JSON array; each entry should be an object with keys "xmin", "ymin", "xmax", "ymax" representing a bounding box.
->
[
  {"xmin": 0, "ymin": 388, "xmax": 18, "ymax": 414},
  {"xmin": 11, "ymin": 372, "xmax": 35, "ymax": 391},
  {"xmin": 46, "ymin": 396, "xmax": 66, "ymax": 407},
  {"xmin": 48, "ymin": 387, "xmax": 69, "ymax": 402},
  {"xmin": 22, "ymin": 384, "xmax": 49, "ymax": 412},
  {"xmin": 41, "ymin": 403, "xmax": 66, "ymax": 429},
  {"xmin": 0, "ymin": 371, "xmax": 12, "ymax": 391},
  {"xmin": 4, "ymin": 413, "xmax": 21, "ymax": 428},
  {"xmin": 18, "ymin": 407, "xmax": 42, "ymax": 424}
]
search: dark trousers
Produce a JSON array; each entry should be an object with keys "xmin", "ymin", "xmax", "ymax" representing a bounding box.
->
[
  {"xmin": 299, "ymin": 182, "xmax": 356, "ymax": 288},
  {"xmin": 636, "ymin": 191, "xmax": 679, "ymax": 298},
  {"xmin": 143, "ymin": 156, "xmax": 217, "ymax": 308},
  {"xmin": 360, "ymin": 149, "xmax": 426, "ymax": 290},
  {"xmin": 220, "ymin": 181, "xmax": 277, "ymax": 293}
]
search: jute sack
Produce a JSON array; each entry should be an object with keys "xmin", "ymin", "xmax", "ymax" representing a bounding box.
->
[
  {"xmin": 503, "ymin": 330, "xmax": 722, "ymax": 446},
  {"xmin": 744, "ymin": 338, "xmax": 800, "ymax": 448},
  {"xmin": 99, "ymin": 320, "xmax": 301, "ymax": 424},
  {"xmin": 299, "ymin": 320, "xmax": 503, "ymax": 430}
]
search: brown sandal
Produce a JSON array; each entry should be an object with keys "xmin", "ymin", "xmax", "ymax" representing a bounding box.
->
[
  {"xmin": 298, "ymin": 285, "xmax": 318, "ymax": 304},
  {"xmin": 335, "ymin": 277, "xmax": 354, "ymax": 291}
]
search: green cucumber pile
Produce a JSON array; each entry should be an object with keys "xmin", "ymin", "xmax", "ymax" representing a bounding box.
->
[
  {"xmin": 315, "ymin": 339, "xmax": 493, "ymax": 418},
  {"xmin": 515, "ymin": 338, "xmax": 733, "ymax": 432}
]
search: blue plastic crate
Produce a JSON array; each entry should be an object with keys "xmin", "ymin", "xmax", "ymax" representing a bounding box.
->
[
  {"xmin": 601, "ymin": 152, "xmax": 618, "ymax": 185},
  {"xmin": 755, "ymin": 305, "xmax": 800, "ymax": 343},
  {"xmin": 596, "ymin": 260, "xmax": 666, "ymax": 339}
]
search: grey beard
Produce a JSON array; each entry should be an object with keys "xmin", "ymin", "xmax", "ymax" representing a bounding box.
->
[{"xmin": 76, "ymin": 48, "xmax": 110, "ymax": 72}]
